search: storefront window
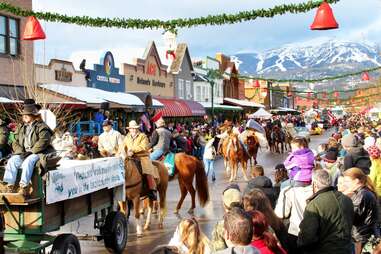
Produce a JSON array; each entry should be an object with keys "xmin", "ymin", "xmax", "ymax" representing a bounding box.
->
[
  {"xmin": 0, "ymin": 16, "xmax": 5, "ymax": 54},
  {"xmin": 178, "ymin": 79, "xmax": 184, "ymax": 99},
  {"xmin": 185, "ymin": 80, "xmax": 191, "ymax": 99},
  {"xmin": 0, "ymin": 16, "xmax": 20, "ymax": 56}
]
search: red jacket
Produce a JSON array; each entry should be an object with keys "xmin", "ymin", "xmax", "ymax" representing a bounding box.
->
[{"xmin": 251, "ymin": 239, "xmax": 287, "ymax": 254}]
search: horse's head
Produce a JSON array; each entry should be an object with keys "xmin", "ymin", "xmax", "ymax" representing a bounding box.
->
[
  {"xmin": 246, "ymin": 135, "xmax": 258, "ymax": 147},
  {"xmin": 229, "ymin": 134, "xmax": 240, "ymax": 152}
]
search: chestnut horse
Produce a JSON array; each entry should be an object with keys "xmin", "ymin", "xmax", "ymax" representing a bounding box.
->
[
  {"xmin": 173, "ymin": 152, "xmax": 209, "ymax": 214},
  {"xmin": 120, "ymin": 156, "xmax": 168, "ymax": 237},
  {"xmin": 222, "ymin": 134, "xmax": 249, "ymax": 182},
  {"xmin": 246, "ymin": 134, "xmax": 260, "ymax": 167}
]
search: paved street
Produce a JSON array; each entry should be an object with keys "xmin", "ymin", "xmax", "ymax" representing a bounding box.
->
[{"xmin": 58, "ymin": 131, "xmax": 332, "ymax": 253}]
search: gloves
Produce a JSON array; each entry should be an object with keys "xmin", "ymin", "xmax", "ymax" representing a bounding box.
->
[{"xmin": 20, "ymin": 152, "xmax": 32, "ymax": 160}]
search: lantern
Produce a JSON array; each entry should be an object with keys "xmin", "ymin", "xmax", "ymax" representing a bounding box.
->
[
  {"xmin": 22, "ymin": 16, "xmax": 46, "ymax": 40},
  {"xmin": 310, "ymin": 0, "xmax": 339, "ymax": 30},
  {"xmin": 362, "ymin": 72, "xmax": 370, "ymax": 81}
]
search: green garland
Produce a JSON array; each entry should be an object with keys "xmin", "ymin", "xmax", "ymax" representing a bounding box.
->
[{"xmin": 0, "ymin": 0, "xmax": 339, "ymax": 30}]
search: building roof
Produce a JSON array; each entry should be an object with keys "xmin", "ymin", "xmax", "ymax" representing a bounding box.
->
[
  {"xmin": 224, "ymin": 97, "xmax": 264, "ymax": 108},
  {"xmin": 40, "ymin": 84, "xmax": 145, "ymax": 109},
  {"xmin": 169, "ymin": 43, "xmax": 194, "ymax": 74}
]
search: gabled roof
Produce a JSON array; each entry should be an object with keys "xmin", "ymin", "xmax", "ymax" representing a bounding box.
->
[
  {"xmin": 169, "ymin": 43, "xmax": 194, "ymax": 74},
  {"xmin": 135, "ymin": 41, "xmax": 168, "ymax": 71}
]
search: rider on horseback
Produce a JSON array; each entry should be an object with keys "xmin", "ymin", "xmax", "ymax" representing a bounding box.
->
[
  {"xmin": 124, "ymin": 120, "xmax": 159, "ymax": 201},
  {"xmin": 149, "ymin": 114, "xmax": 172, "ymax": 161}
]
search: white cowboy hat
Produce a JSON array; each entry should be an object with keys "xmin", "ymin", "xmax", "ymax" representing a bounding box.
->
[{"xmin": 127, "ymin": 120, "xmax": 140, "ymax": 129}]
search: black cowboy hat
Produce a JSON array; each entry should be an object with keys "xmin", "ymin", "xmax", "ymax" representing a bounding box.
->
[{"xmin": 21, "ymin": 99, "xmax": 41, "ymax": 116}]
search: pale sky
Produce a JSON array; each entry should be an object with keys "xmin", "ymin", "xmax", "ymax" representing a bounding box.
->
[{"xmin": 31, "ymin": 0, "xmax": 381, "ymax": 69}]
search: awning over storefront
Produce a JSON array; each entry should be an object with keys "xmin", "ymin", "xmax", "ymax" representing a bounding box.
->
[
  {"xmin": 199, "ymin": 102, "xmax": 243, "ymax": 111},
  {"xmin": 183, "ymin": 100, "xmax": 206, "ymax": 116},
  {"xmin": 40, "ymin": 84, "xmax": 145, "ymax": 110},
  {"xmin": 224, "ymin": 98, "xmax": 265, "ymax": 108},
  {"xmin": 0, "ymin": 97, "xmax": 22, "ymax": 104},
  {"xmin": 154, "ymin": 97, "xmax": 192, "ymax": 117}
]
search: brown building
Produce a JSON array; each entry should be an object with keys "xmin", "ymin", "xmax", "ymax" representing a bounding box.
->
[
  {"xmin": 123, "ymin": 41, "xmax": 174, "ymax": 97},
  {"xmin": 0, "ymin": 0, "xmax": 34, "ymax": 91},
  {"xmin": 215, "ymin": 53, "xmax": 240, "ymax": 99}
]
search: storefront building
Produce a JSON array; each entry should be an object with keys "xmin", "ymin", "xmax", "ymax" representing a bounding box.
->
[
  {"xmin": 215, "ymin": 53, "xmax": 241, "ymax": 100},
  {"xmin": 168, "ymin": 43, "xmax": 194, "ymax": 100},
  {"xmin": 0, "ymin": 0, "xmax": 34, "ymax": 98},
  {"xmin": 35, "ymin": 59, "xmax": 87, "ymax": 87},
  {"xmin": 87, "ymin": 51, "xmax": 125, "ymax": 92},
  {"xmin": 123, "ymin": 41, "xmax": 174, "ymax": 98}
]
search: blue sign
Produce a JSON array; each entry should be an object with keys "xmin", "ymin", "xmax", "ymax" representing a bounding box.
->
[{"xmin": 87, "ymin": 51, "xmax": 125, "ymax": 92}]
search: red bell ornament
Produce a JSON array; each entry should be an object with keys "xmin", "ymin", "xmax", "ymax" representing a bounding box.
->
[
  {"xmin": 310, "ymin": 1, "xmax": 339, "ymax": 30},
  {"xmin": 362, "ymin": 72, "xmax": 370, "ymax": 81},
  {"xmin": 254, "ymin": 80, "xmax": 260, "ymax": 88},
  {"xmin": 22, "ymin": 16, "xmax": 46, "ymax": 40}
]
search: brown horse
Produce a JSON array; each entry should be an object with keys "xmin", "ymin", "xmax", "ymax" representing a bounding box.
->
[
  {"xmin": 271, "ymin": 126, "xmax": 285, "ymax": 154},
  {"xmin": 173, "ymin": 152, "xmax": 209, "ymax": 214},
  {"xmin": 222, "ymin": 134, "xmax": 249, "ymax": 182},
  {"xmin": 246, "ymin": 134, "xmax": 260, "ymax": 167},
  {"xmin": 120, "ymin": 156, "xmax": 168, "ymax": 237}
]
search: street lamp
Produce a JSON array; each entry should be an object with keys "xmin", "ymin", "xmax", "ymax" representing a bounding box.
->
[{"xmin": 206, "ymin": 69, "xmax": 220, "ymax": 126}]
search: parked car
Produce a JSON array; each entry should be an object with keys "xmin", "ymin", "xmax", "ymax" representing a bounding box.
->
[{"xmin": 295, "ymin": 126, "xmax": 311, "ymax": 143}]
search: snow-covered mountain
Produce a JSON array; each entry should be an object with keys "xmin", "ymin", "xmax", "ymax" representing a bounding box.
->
[{"xmin": 231, "ymin": 40, "xmax": 381, "ymax": 81}]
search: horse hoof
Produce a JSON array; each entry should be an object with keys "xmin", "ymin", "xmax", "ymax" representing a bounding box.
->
[
  {"xmin": 174, "ymin": 209, "xmax": 179, "ymax": 214},
  {"xmin": 158, "ymin": 223, "xmax": 164, "ymax": 229},
  {"xmin": 152, "ymin": 210, "xmax": 158, "ymax": 215},
  {"xmin": 144, "ymin": 225, "xmax": 150, "ymax": 231},
  {"xmin": 137, "ymin": 233, "xmax": 144, "ymax": 238},
  {"xmin": 188, "ymin": 209, "xmax": 194, "ymax": 215}
]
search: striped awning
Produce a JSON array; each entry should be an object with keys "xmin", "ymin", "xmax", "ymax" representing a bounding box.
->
[
  {"xmin": 154, "ymin": 97, "xmax": 192, "ymax": 117},
  {"xmin": 183, "ymin": 100, "xmax": 206, "ymax": 116}
]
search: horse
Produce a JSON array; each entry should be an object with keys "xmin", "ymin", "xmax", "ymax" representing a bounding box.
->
[
  {"xmin": 271, "ymin": 126, "xmax": 285, "ymax": 154},
  {"xmin": 142, "ymin": 152, "xmax": 210, "ymax": 216},
  {"xmin": 264, "ymin": 126, "xmax": 274, "ymax": 152},
  {"xmin": 284, "ymin": 129, "xmax": 293, "ymax": 152},
  {"xmin": 173, "ymin": 152, "xmax": 209, "ymax": 214},
  {"xmin": 246, "ymin": 134, "xmax": 260, "ymax": 168},
  {"xmin": 120, "ymin": 154, "xmax": 168, "ymax": 237},
  {"xmin": 222, "ymin": 134, "xmax": 249, "ymax": 182}
]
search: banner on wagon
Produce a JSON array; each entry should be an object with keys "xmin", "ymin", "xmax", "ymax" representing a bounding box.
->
[{"xmin": 46, "ymin": 157, "xmax": 125, "ymax": 204}]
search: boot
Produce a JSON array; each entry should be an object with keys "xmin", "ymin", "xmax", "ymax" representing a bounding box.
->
[{"xmin": 146, "ymin": 174, "xmax": 157, "ymax": 201}]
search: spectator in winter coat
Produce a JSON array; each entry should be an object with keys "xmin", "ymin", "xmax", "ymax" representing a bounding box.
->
[
  {"xmin": 342, "ymin": 133, "xmax": 372, "ymax": 174},
  {"xmin": 98, "ymin": 120, "xmax": 123, "ymax": 157},
  {"xmin": 368, "ymin": 145, "xmax": 381, "ymax": 200},
  {"xmin": 342, "ymin": 167, "xmax": 379, "ymax": 254},
  {"xmin": 284, "ymin": 137, "xmax": 315, "ymax": 185},
  {"xmin": 203, "ymin": 137, "xmax": 217, "ymax": 182},
  {"xmin": 298, "ymin": 170, "xmax": 354, "ymax": 254}
]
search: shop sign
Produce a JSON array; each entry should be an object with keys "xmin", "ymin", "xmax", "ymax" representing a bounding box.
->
[
  {"xmin": 87, "ymin": 51, "xmax": 125, "ymax": 92},
  {"xmin": 136, "ymin": 77, "xmax": 166, "ymax": 88},
  {"xmin": 55, "ymin": 68, "xmax": 73, "ymax": 82},
  {"xmin": 46, "ymin": 157, "xmax": 124, "ymax": 204}
]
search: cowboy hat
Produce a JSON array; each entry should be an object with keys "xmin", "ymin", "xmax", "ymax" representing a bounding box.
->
[
  {"xmin": 21, "ymin": 103, "xmax": 40, "ymax": 116},
  {"xmin": 102, "ymin": 119, "xmax": 113, "ymax": 126},
  {"xmin": 155, "ymin": 118, "xmax": 166, "ymax": 127},
  {"xmin": 127, "ymin": 120, "xmax": 140, "ymax": 129}
]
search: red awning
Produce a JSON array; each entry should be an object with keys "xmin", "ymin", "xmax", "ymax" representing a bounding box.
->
[
  {"xmin": 154, "ymin": 97, "xmax": 192, "ymax": 117},
  {"xmin": 183, "ymin": 100, "xmax": 206, "ymax": 116}
]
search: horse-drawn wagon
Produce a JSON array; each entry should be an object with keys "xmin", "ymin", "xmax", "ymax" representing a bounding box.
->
[{"xmin": 0, "ymin": 157, "xmax": 127, "ymax": 254}]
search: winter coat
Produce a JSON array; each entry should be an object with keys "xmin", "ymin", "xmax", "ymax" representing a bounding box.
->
[
  {"xmin": 344, "ymin": 147, "xmax": 372, "ymax": 174},
  {"xmin": 215, "ymin": 246, "xmax": 260, "ymax": 254},
  {"xmin": 0, "ymin": 124, "xmax": 10, "ymax": 156},
  {"xmin": 284, "ymin": 148, "xmax": 315, "ymax": 182},
  {"xmin": 369, "ymin": 158, "xmax": 381, "ymax": 196},
  {"xmin": 123, "ymin": 132, "xmax": 158, "ymax": 179},
  {"xmin": 251, "ymin": 239, "xmax": 286, "ymax": 254},
  {"xmin": 245, "ymin": 176, "xmax": 277, "ymax": 208},
  {"xmin": 12, "ymin": 120, "xmax": 55, "ymax": 174},
  {"xmin": 298, "ymin": 187, "xmax": 354, "ymax": 254},
  {"xmin": 351, "ymin": 186, "xmax": 379, "ymax": 244},
  {"xmin": 98, "ymin": 129, "xmax": 123, "ymax": 156},
  {"xmin": 203, "ymin": 138, "xmax": 216, "ymax": 160},
  {"xmin": 274, "ymin": 185, "xmax": 313, "ymax": 236},
  {"xmin": 149, "ymin": 127, "xmax": 172, "ymax": 154}
]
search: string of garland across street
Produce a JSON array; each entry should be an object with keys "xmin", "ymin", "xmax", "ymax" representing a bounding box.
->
[{"xmin": 0, "ymin": 0, "xmax": 339, "ymax": 30}]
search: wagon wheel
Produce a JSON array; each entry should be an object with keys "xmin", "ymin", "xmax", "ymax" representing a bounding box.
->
[
  {"xmin": 102, "ymin": 211, "xmax": 128, "ymax": 253},
  {"xmin": 51, "ymin": 234, "xmax": 81, "ymax": 254}
]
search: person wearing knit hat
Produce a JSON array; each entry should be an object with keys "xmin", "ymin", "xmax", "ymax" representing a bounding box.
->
[
  {"xmin": 369, "ymin": 145, "xmax": 381, "ymax": 199},
  {"xmin": 149, "ymin": 113, "xmax": 172, "ymax": 161},
  {"xmin": 211, "ymin": 184, "xmax": 242, "ymax": 251},
  {"xmin": 342, "ymin": 133, "xmax": 372, "ymax": 175}
]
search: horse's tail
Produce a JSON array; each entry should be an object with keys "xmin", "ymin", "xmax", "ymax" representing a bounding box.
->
[
  {"xmin": 195, "ymin": 159, "xmax": 209, "ymax": 207},
  {"xmin": 153, "ymin": 161, "xmax": 168, "ymax": 219}
]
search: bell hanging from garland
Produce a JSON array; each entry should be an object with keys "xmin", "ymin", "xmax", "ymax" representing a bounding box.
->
[
  {"xmin": 254, "ymin": 80, "xmax": 260, "ymax": 88},
  {"xmin": 362, "ymin": 72, "xmax": 370, "ymax": 81},
  {"xmin": 310, "ymin": 0, "xmax": 339, "ymax": 30},
  {"xmin": 22, "ymin": 16, "xmax": 46, "ymax": 40},
  {"xmin": 163, "ymin": 30, "xmax": 177, "ymax": 63}
]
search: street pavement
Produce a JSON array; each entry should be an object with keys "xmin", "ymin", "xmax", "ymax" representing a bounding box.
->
[{"xmin": 58, "ymin": 130, "xmax": 332, "ymax": 253}]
